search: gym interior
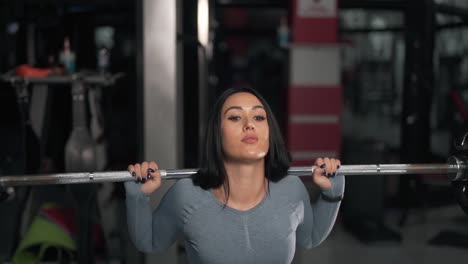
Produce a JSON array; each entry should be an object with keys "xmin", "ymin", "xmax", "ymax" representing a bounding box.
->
[{"xmin": 0, "ymin": 0, "xmax": 467, "ymax": 263}]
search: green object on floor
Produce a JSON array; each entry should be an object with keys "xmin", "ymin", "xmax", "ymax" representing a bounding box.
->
[{"xmin": 12, "ymin": 203, "xmax": 76, "ymax": 264}]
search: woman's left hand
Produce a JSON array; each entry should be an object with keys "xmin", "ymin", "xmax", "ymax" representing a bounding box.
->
[{"xmin": 313, "ymin": 157, "xmax": 341, "ymax": 190}]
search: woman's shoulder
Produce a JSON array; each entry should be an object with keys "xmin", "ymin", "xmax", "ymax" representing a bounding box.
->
[
  {"xmin": 271, "ymin": 175, "xmax": 307, "ymax": 194},
  {"xmin": 167, "ymin": 178, "xmax": 210, "ymax": 203},
  {"xmin": 166, "ymin": 178, "xmax": 215, "ymax": 219},
  {"xmin": 273, "ymin": 175, "xmax": 304, "ymax": 186},
  {"xmin": 170, "ymin": 178, "xmax": 205, "ymax": 195},
  {"xmin": 268, "ymin": 175, "xmax": 310, "ymax": 205}
]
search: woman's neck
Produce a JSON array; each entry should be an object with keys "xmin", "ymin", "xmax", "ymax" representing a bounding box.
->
[{"xmin": 214, "ymin": 159, "xmax": 268, "ymax": 211}]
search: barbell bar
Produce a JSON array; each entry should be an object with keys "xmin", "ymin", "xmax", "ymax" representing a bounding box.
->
[{"xmin": 0, "ymin": 156, "xmax": 467, "ymax": 187}]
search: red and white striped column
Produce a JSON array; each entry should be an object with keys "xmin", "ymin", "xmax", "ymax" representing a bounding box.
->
[{"xmin": 288, "ymin": 0, "xmax": 342, "ymax": 166}]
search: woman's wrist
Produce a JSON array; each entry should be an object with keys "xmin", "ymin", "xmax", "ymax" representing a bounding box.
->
[
  {"xmin": 319, "ymin": 175, "xmax": 344, "ymax": 202},
  {"xmin": 320, "ymin": 192, "xmax": 343, "ymax": 202}
]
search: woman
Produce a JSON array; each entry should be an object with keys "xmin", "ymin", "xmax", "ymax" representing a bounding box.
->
[{"xmin": 125, "ymin": 87, "xmax": 344, "ymax": 264}]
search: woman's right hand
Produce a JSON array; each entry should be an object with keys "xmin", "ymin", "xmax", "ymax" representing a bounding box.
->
[{"xmin": 128, "ymin": 161, "xmax": 162, "ymax": 195}]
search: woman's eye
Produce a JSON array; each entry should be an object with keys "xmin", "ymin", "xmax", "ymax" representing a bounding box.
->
[
  {"xmin": 254, "ymin": 115, "xmax": 266, "ymax": 121},
  {"xmin": 228, "ymin": 116, "xmax": 241, "ymax": 121}
]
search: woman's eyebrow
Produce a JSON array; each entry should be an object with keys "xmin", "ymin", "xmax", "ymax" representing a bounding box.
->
[
  {"xmin": 223, "ymin": 105, "xmax": 264, "ymax": 115},
  {"xmin": 252, "ymin": 105, "xmax": 264, "ymax": 110}
]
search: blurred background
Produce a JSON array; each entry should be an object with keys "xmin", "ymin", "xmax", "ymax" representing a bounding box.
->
[{"xmin": 0, "ymin": 0, "xmax": 467, "ymax": 263}]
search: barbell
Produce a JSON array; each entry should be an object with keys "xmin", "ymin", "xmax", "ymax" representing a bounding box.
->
[
  {"xmin": 0, "ymin": 158, "xmax": 466, "ymax": 189},
  {"xmin": 1, "ymin": 156, "xmax": 468, "ymax": 214},
  {"xmin": 0, "ymin": 160, "xmax": 466, "ymax": 186}
]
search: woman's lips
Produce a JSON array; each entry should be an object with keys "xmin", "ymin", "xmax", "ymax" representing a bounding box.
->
[{"xmin": 242, "ymin": 135, "xmax": 258, "ymax": 143}]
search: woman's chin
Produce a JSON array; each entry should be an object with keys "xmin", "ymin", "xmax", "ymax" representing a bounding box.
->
[
  {"xmin": 234, "ymin": 154, "xmax": 267, "ymax": 164},
  {"xmin": 224, "ymin": 149, "xmax": 268, "ymax": 164}
]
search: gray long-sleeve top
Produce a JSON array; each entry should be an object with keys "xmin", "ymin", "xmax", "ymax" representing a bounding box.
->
[{"xmin": 125, "ymin": 175, "xmax": 345, "ymax": 264}]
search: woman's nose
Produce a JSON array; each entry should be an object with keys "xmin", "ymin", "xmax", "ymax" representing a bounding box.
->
[{"xmin": 243, "ymin": 121, "xmax": 255, "ymax": 131}]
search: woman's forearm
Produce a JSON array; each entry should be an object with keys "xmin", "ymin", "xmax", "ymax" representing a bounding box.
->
[{"xmin": 309, "ymin": 175, "xmax": 345, "ymax": 247}]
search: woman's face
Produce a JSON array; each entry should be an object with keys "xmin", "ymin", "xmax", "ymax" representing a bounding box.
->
[{"xmin": 220, "ymin": 92, "xmax": 270, "ymax": 163}]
